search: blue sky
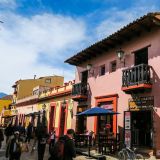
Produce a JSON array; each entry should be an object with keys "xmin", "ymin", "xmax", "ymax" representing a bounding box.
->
[{"xmin": 0, "ymin": 0, "xmax": 160, "ymax": 93}]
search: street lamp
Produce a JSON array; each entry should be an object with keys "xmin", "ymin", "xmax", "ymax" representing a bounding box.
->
[
  {"xmin": 42, "ymin": 104, "xmax": 46, "ymax": 110},
  {"xmin": 61, "ymin": 99, "xmax": 73, "ymax": 118},
  {"xmin": 62, "ymin": 99, "xmax": 67, "ymax": 109},
  {"xmin": 86, "ymin": 64, "xmax": 94, "ymax": 76}
]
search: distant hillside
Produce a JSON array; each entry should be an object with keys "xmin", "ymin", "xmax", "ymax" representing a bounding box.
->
[{"xmin": 0, "ymin": 92, "xmax": 7, "ymax": 98}]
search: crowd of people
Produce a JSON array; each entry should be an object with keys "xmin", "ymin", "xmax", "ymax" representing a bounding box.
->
[{"xmin": 0, "ymin": 122, "xmax": 77, "ymax": 160}]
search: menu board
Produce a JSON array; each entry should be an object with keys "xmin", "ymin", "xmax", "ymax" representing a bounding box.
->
[{"xmin": 124, "ymin": 111, "xmax": 131, "ymax": 148}]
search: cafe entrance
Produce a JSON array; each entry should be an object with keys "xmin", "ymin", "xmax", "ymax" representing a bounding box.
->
[
  {"xmin": 76, "ymin": 106, "xmax": 87, "ymax": 133},
  {"xmin": 131, "ymin": 110, "xmax": 153, "ymax": 147},
  {"xmin": 124, "ymin": 96, "xmax": 154, "ymax": 148}
]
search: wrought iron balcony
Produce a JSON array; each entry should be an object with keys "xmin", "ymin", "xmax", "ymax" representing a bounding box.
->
[
  {"xmin": 122, "ymin": 64, "xmax": 152, "ymax": 93},
  {"xmin": 72, "ymin": 82, "xmax": 88, "ymax": 101}
]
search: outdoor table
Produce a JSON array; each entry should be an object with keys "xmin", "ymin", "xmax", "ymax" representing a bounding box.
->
[
  {"xmin": 75, "ymin": 134, "xmax": 89, "ymax": 147},
  {"xmin": 96, "ymin": 134, "xmax": 118, "ymax": 155},
  {"xmin": 75, "ymin": 134, "xmax": 93, "ymax": 157},
  {"xmin": 102, "ymin": 137, "xmax": 117, "ymax": 154}
]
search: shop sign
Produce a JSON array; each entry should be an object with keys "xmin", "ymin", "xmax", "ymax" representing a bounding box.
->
[
  {"xmin": 124, "ymin": 111, "xmax": 131, "ymax": 148},
  {"xmin": 129, "ymin": 96, "xmax": 154, "ymax": 111},
  {"xmin": 125, "ymin": 112, "xmax": 131, "ymax": 129}
]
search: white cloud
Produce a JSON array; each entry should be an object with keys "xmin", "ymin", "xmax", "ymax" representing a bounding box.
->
[
  {"xmin": 95, "ymin": 2, "xmax": 159, "ymax": 39},
  {"xmin": 0, "ymin": 0, "xmax": 17, "ymax": 9},
  {"xmin": 0, "ymin": 11, "xmax": 87, "ymax": 93}
]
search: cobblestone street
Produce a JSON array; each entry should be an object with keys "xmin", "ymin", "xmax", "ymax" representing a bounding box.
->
[{"xmin": 0, "ymin": 138, "xmax": 159, "ymax": 160}]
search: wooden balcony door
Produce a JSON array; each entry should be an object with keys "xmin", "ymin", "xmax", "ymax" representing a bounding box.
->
[
  {"xmin": 135, "ymin": 47, "xmax": 148, "ymax": 65},
  {"xmin": 81, "ymin": 70, "xmax": 88, "ymax": 83}
]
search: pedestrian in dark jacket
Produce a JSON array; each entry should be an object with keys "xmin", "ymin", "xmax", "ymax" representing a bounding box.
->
[
  {"xmin": 4, "ymin": 123, "xmax": 14, "ymax": 144},
  {"xmin": 16, "ymin": 123, "xmax": 25, "ymax": 136},
  {"xmin": 35, "ymin": 124, "xmax": 49, "ymax": 160},
  {"xmin": 49, "ymin": 129, "xmax": 76, "ymax": 160},
  {"xmin": 6, "ymin": 131, "xmax": 23, "ymax": 160},
  {"xmin": 49, "ymin": 128, "xmax": 56, "ymax": 154},
  {"xmin": 63, "ymin": 129, "xmax": 76, "ymax": 160},
  {"xmin": 0, "ymin": 128, "xmax": 4, "ymax": 149}
]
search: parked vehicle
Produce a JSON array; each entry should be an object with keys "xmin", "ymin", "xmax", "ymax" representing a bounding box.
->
[{"xmin": 118, "ymin": 146, "xmax": 144, "ymax": 160}]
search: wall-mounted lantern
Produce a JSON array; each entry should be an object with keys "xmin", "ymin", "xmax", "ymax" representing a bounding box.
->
[
  {"xmin": 62, "ymin": 99, "xmax": 67, "ymax": 109},
  {"xmin": 116, "ymin": 48, "xmax": 125, "ymax": 66},
  {"xmin": 87, "ymin": 64, "xmax": 94, "ymax": 76}
]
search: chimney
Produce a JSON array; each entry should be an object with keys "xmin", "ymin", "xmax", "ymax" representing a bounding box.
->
[{"xmin": 34, "ymin": 75, "xmax": 36, "ymax": 79}]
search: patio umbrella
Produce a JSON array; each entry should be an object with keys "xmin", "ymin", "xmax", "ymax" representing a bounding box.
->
[
  {"xmin": 76, "ymin": 106, "xmax": 119, "ymax": 157},
  {"xmin": 76, "ymin": 106, "xmax": 119, "ymax": 116}
]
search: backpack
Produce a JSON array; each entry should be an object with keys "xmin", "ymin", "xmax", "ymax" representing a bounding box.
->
[{"xmin": 49, "ymin": 138, "xmax": 65, "ymax": 160}]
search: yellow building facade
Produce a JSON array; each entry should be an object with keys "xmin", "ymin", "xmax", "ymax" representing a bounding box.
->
[
  {"xmin": 0, "ymin": 96, "xmax": 12, "ymax": 126},
  {"xmin": 38, "ymin": 80, "xmax": 74, "ymax": 136},
  {"xmin": 12, "ymin": 75, "xmax": 64, "ymax": 101}
]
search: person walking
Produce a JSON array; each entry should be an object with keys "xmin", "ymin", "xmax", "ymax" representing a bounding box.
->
[
  {"xmin": 4, "ymin": 123, "xmax": 14, "ymax": 144},
  {"xmin": 63, "ymin": 129, "xmax": 76, "ymax": 160},
  {"xmin": 17, "ymin": 123, "xmax": 25, "ymax": 136},
  {"xmin": 49, "ymin": 129, "xmax": 76, "ymax": 160},
  {"xmin": 49, "ymin": 128, "xmax": 56, "ymax": 154},
  {"xmin": 25, "ymin": 122, "xmax": 33, "ymax": 143},
  {"xmin": 35, "ymin": 124, "xmax": 49, "ymax": 160},
  {"xmin": 6, "ymin": 131, "xmax": 23, "ymax": 160},
  {"xmin": 0, "ymin": 127, "xmax": 4, "ymax": 149}
]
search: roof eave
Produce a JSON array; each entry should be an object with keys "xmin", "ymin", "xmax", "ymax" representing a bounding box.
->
[{"xmin": 65, "ymin": 12, "xmax": 160, "ymax": 66}]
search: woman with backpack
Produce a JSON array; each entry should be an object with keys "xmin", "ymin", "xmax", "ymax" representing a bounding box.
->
[{"xmin": 49, "ymin": 129, "xmax": 76, "ymax": 160}]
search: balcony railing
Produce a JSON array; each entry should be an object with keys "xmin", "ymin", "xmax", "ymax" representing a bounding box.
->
[
  {"xmin": 122, "ymin": 64, "xmax": 152, "ymax": 89},
  {"xmin": 72, "ymin": 82, "xmax": 88, "ymax": 98}
]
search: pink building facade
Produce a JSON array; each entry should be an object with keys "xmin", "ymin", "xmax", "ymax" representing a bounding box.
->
[{"xmin": 66, "ymin": 13, "xmax": 160, "ymax": 157}]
